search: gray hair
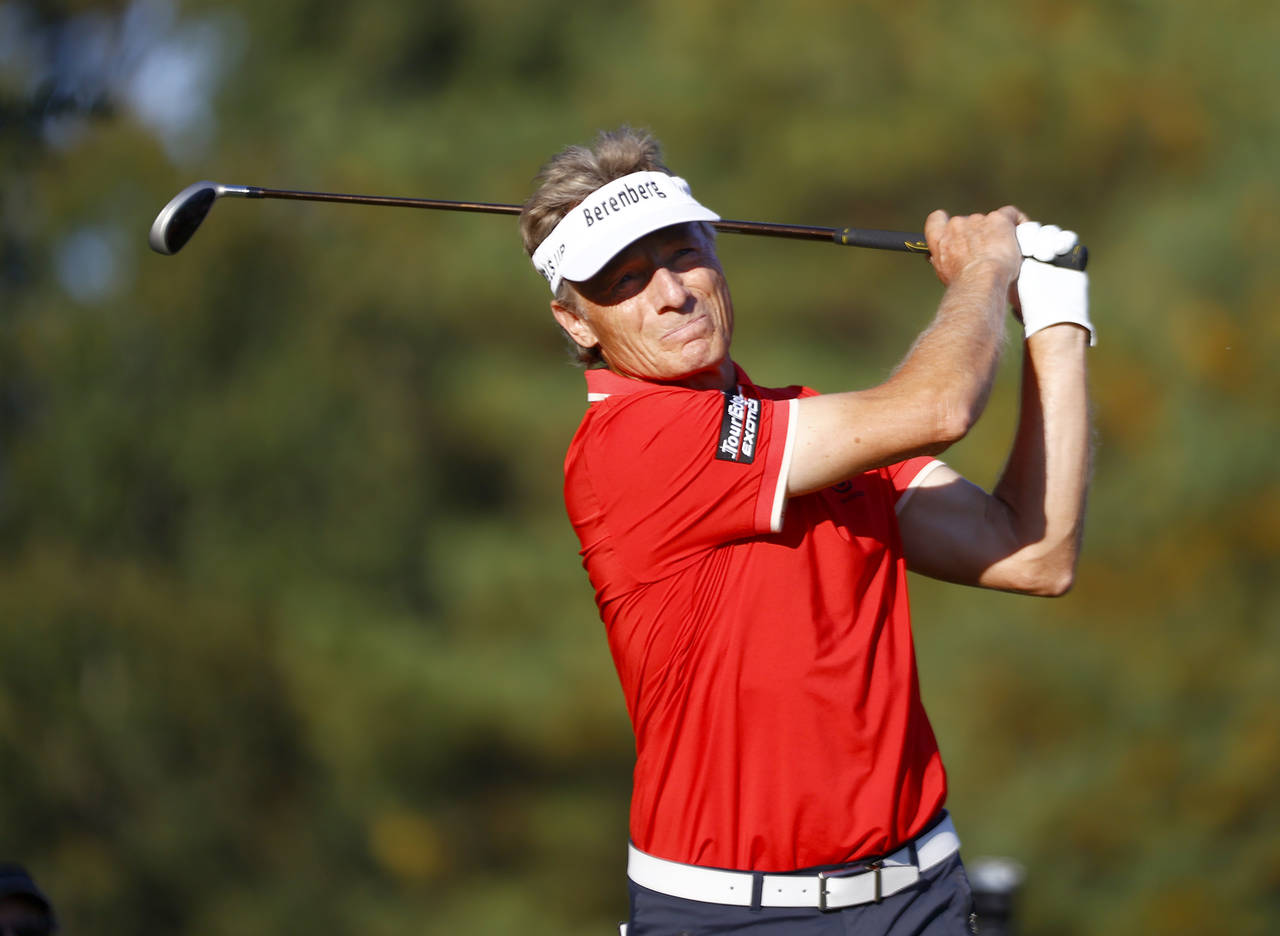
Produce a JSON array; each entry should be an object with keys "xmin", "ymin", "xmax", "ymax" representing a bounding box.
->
[{"xmin": 520, "ymin": 127, "xmax": 672, "ymax": 367}]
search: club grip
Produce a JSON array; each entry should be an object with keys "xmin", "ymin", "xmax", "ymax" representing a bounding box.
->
[
  {"xmin": 1040, "ymin": 243, "xmax": 1088, "ymax": 271},
  {"xmin": 833, "ymin": 227, "xmax": 1089, "ymax": 271}
]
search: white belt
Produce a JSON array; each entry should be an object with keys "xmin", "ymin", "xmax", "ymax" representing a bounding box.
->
[{"xmin": 627, "ymin": 813, "xmax": 960, "ymax": 911}]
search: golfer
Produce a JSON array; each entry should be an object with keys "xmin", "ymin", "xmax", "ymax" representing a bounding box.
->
[{"xmin": 520, "ymin": 127, "xmax": 1092, "ymax": 936}]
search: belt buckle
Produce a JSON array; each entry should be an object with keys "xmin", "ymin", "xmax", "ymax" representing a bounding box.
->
[{"xmin": 817, "ymin": 860, "xmax": 882, "ymax": 911}]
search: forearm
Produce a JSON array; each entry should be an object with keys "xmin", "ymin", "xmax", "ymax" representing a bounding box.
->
[
  {"xmin": 990, "ymin": 323, "xmax": 1092, "ymax": 593},
  {"xmin": 786, "ymin": 207, "xmax": 1026, "ymax": 496},
  {"xmin": 897, "ymin": 219, "xmax": 1092, "ymax": 594},
  {"xmin": 890, "ymin": 259, "xmax": 1013, "ymax": 438},
  {"xmin": 787, "ymin": 262, "xmax": 1012, "ymax": 495}
]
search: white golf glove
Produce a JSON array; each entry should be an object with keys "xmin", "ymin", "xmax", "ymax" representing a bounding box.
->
[{"xmin": 1015, "ymin": 221, "xmax": 1094, "ymax": 346}]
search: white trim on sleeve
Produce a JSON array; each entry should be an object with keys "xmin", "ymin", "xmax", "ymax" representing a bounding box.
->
[
  {"xmin": 894, "ymin": 459, "xmax": 946, "ymax": 515},
  {"xmin": 769, "ymin": 398, "xmax": 799, "ymax": 533}
]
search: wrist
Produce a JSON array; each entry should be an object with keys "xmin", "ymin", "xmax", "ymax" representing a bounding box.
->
[
  {"xmin": 1025, "ymin": 321, "xmax": 1091, "ymax": 348},
  {"xmin": 957, "ymin": 257, "xmax": 1018, "ymax": 292},
  {"xmin": 1018, "ymin": 258, "xmax": 1095, "ymax": 346}
]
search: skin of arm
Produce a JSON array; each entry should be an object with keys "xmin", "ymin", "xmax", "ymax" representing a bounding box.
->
[
  {"xmin": 786, "ymin": 206, "xmax": 1026, "ymax": 496},
  {"xmin": 897, "ymin": 323, "xmax": 1092, "ymax": 595},
  {"xmin": 783, "ymin": 205, "xmax": 1091, "ymax": 596}
]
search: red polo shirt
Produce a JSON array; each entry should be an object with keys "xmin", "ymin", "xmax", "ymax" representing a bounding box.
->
[{"xmin": 564, "ymin": 366, "xmax": 947, "ymax": 872}]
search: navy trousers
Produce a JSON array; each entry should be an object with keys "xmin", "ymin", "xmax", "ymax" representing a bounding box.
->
[{"xmin": 625, "ymin": 853, "xmax": 977, "ymax": 936}]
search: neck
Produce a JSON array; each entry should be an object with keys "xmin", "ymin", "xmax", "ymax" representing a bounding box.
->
[
  {"xmin": 680, "ymin": 357, "xmax": 737, "ymax": 391},
  {"xmin": 617, "ymin": 358, "xmax": 736, "ymax": 392}
]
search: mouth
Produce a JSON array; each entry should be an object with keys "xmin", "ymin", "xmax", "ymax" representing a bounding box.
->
[{"xmin": 663, "ymin": 313, "xmax": 711, "ymax": 342}]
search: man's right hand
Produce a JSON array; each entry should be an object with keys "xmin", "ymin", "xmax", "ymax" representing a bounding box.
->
[{"xmin": 923, "ymin": 206, "xmax": 1025, "ymax": 288}]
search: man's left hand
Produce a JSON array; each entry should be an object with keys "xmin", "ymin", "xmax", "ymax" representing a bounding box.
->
[{"xmin": 1014, "ymin": 221, "xmax": 1095, "ymax": 346}]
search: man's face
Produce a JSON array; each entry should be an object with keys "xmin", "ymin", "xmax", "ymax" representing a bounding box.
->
[{"xmin": 552, "ymin": 223, "xmax": 736, "ymax": 390}]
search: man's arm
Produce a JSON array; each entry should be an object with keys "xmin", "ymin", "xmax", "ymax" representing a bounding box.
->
[
  {"xmin": 897, "ymin": 323, "xmax": 1091, "ymax": 595},
  {"xmin": 786, "ymin": 206, "xmax": 1026, "ymax": 496}
]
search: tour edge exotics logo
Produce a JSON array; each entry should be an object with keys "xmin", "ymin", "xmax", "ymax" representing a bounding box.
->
[{"xmin": 716, "ymin": 392, "xmax": 759, "ymax": 464}]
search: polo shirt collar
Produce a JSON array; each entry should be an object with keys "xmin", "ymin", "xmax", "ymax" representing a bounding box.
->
[{"xmin": 584, "ymin": 363, "xmax": 755, "ymax": 402}]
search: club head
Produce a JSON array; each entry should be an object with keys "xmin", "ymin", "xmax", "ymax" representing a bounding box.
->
[{"xmin": 149, "ymin": 181, "xmax": 224, "ymax": 255}]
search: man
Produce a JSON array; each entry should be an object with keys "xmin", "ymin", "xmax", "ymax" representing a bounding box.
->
[{"xmin": 520, "ymin": 128, "xmax": 1091, "ymax": 936}]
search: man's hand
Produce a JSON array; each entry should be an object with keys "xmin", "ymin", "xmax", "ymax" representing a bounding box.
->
[
  {"xmin": 1015, "ymin": 221, "xmax": 1095, "ymax": 346},
  {"xmin": 923, "ymin": 206, "xmax": 1027, "ymax": 288}
]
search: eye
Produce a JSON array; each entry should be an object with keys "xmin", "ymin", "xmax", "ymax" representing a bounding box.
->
[
  {"xmin": 608, "ymin": 268, "xmax": 647, "ymax": 300},
  {"xmin": 669, "ymin": 246, "xmax": 700, "ymax": 267}
]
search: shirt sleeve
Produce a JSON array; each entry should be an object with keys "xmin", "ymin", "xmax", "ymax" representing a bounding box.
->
[
  {"xmin": 574, "ymin": 387, "xmax": 794, "ymax": 583},
  {"xmin": 887, "ymin": 456, "xmax": 947, "ymax": 514}
]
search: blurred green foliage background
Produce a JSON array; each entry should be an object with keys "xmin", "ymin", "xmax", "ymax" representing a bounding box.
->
[{"xmin": 2, "ymin": 1, "xmax": 1277, "ymax": 933}]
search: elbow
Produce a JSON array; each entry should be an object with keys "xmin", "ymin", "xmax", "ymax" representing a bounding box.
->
[
  {"xmin": 1031, "ymin": 567, "xmax": 1075, "ymax": 598},
  {"xmin": 883, "ymin": 375, "xmax": 985, "ymax": 454},
  {"xmin": 1016, "ymin": 550, "xmax": 1078, "ymax": 597},
  {"xmin": 928, "ymin": 392, "xmax": 982, "ymax": 450}
]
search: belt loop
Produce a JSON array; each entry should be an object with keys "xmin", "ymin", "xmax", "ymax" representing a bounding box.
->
[
  {"xmin": 908, "ymin": 840, "xmax": 919, "ymax": 868},
  {"xmin": 749, "ymin": 871, "xmax": 764, "ymax": 911}
]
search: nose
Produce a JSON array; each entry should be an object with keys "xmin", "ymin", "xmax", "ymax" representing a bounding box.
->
[{"xmin": 650, "ymin": 265, "xmax": 691, "ymax": 310}]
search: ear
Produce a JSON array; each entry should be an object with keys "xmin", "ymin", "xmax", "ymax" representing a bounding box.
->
[{"xmin": 551, "ymin": 300, "xmax": 600, "ymax": 351}]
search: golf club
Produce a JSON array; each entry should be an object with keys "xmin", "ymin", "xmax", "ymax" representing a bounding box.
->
[{"xmin": 149, "ymin": 180, "xmax": 1088, "ymax": 270}]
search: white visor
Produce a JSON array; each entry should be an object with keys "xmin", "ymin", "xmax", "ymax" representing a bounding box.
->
[{"xmin": 531, "ymin": 170, "xmax": 720, "ymax": 294}]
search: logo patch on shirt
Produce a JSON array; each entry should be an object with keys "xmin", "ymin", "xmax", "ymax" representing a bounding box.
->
[
  {"xmin": 831, "ymin": 480, "xmax": 865, "ymax": 503},
  {"xmin": 716, "ymin": 391, "xmax": 759, "ymax": 463}
]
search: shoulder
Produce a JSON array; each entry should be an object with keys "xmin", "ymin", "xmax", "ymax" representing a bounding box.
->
[
  {"xmin": 747, "ymin": 382, "xmax": 812, "ymax": 401},
  {"xmin": 585, "ymin": 383, "xmax": 725, "ymax": 427},
  {"xmin": 569, "ymin": 384, "xmax": 728, "ymax": 462}
]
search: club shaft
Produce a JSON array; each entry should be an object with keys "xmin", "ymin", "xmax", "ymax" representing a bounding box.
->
[
  {"xmin": 235, "ymin": 185, "xmax": 523, "ymax": 217},
  {"xmin": 232, "ymin": 186, "xmax": 928, "ymax": 255},
  {"xmin": 158, "ymin": 183, "xmax": 1087, "ymax": 269}
]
